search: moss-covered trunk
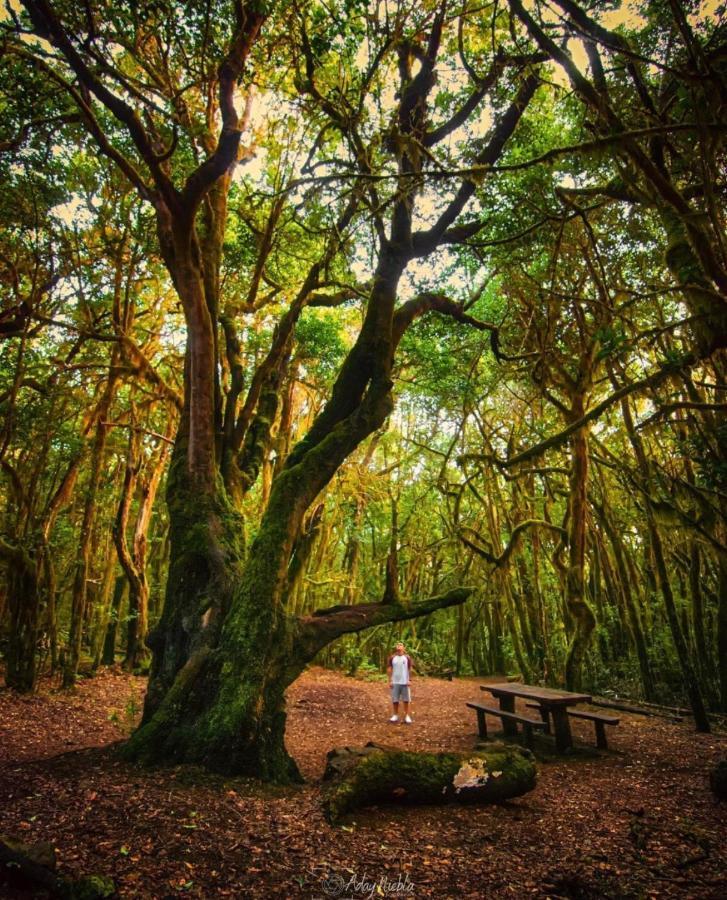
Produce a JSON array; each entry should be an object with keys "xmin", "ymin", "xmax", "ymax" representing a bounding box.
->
[
  {"xmin": 5, "ymin": 557, "xmax": 40, "ymax": 692},
  {"xmin": 125, "ymin": 459, "xmax": 318, "ymax": 780},
  {"xmin": 63, "ymin": 363, "xmax": 120, "ymax": 688},
  {"xmin": 619, "ymin": 394, "xmax": 710, "ymax": 731},
  {"xmin": 141, "ymin": 440, "xmax": 243, "ymax": 720},
  {"xmin": 126, "ymin": 378, "xmax": 393, "ymax": 780},
  {"xmin": 595, "ymin": 499, "xmax": 656, "ymax": 701}
]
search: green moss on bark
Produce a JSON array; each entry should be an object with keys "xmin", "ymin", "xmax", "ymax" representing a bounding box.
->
[{"xmin": 323, "ymin": 745, "xmax": 537, "ymax": 822}]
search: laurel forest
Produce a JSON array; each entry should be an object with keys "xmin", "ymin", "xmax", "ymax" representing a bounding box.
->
[{"xmin": 1, "ymin": 0, "xmax": 725, "ymax": 787}]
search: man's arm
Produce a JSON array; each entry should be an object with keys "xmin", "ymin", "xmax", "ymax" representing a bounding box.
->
[
  {"xmin": 386, "ymin": 656, "xmax": 393, "ymax": 685},
  {"xmin": 407, "ymin": 655, "xmax": 413, "ymax": 684}
]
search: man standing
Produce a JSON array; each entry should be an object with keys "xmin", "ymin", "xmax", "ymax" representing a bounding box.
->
[{"xmin": 387, "ymin": 642, "xmax": 413, "ymax": 724}]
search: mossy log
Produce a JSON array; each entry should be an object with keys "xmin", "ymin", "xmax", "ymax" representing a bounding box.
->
[
  {"xmin": 322, "ymin": 743, "xmax": 537, "ymax": 822},
  {"xmin": 0, "ymin": 836, "xmax": 115, "ymax": 899}
]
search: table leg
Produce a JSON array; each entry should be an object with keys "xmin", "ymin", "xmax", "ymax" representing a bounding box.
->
[
  {"xmin": 476, "ymin": 708, "xmax": 487, "ymax": 739},
  {"xmin": 551, "ymin": 707, "xmax": 573, "ymax": 753},
  {"xmin": 537, "ymin": 706, "xmax": 551, "ymax": 734},
  {"xmin": 498, "ymin": 695, "xmax": 518, "ymax": 737}
]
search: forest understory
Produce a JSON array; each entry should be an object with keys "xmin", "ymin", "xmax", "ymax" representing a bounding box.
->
[{"xmin": 0, "ymin": 667, "xmax": 724, "ymax": 900}]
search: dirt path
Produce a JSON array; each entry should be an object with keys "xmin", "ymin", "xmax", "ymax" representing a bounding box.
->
[{"xmin": 0, "ymin": 668, "xmax": 725, "ymax": 898}]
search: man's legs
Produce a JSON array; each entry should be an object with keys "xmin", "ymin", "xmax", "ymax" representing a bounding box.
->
[
  {"xmin": 402, "ymin": 687, "xmax": 412, "ymax": 723},
  {"xmin": 390, "ymin": 685, "xmax": 400, "ymax": 721}
]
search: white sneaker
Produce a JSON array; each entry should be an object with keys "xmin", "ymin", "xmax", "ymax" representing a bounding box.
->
[
  {"xmin": 404, "ymin": 715, "xmax": 413, "ymax": 724},
  {"xmin": 389, "ymin": 715, "xmax": 399, "ymax": 723}
]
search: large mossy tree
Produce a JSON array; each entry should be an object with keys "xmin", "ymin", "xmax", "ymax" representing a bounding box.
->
[{"xmin": 13, "ymin": 0, "xmax": 546, "ymax": 779}]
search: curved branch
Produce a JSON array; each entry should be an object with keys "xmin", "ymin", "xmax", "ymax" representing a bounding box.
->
[
  {"xmin": 459, "ymin": 520, "xmax": 568, "ymax": 569},
  {"xmin": 297, "ymin": 587, "xmax": 473, "ymax": 655},
  {"xmin": 181, "ymin": 4, "xmax": 265, "ymax": 212},
  {"xmin": 392, "ymin": 291, "xmax": 498, "ymax": 346},
  {"xmin": 9, "ymin": 44, "xmax": 153, "ymax": 200},
  {"xmin": 411, "ymin": 72, "xmax": 540, "ymax": 257},
  {"xmin": 487, "ymin": 356, "xmax": 696, "ymax": 469},
  {"xmin": 636, "ymin": 401, "xmax": 727, "ymax": 431}
]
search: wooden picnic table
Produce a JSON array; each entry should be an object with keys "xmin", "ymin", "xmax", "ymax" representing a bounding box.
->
[{"xmin": 481, "ymin": 683, "xmax": 591, "ymax": 753}]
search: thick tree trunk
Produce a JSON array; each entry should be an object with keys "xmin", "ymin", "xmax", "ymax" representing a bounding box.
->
[
  {"xmin": 125, "ymin": 247, "xmax": 410, "ymax": 778},
  {"xmin": 141, "ymin": 440, "xmax": 243, "ymax": 719},
  {"xmin": 4, "ymin": 550, "xmax": 40, "ymax": 692},
  {"xmin": 126, "ymin": 440, "xmax": 472, "ymax": 780}
]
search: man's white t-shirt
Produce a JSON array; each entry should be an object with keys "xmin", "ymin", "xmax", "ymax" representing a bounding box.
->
[{"xmin": 389, "ymin": 653, "xmax": 412, "ymax": 684}]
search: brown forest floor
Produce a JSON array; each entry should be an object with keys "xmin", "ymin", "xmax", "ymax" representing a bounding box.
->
[{"xmin": 0, "ymin": 667, "xmax": 725, "ymax": 899}]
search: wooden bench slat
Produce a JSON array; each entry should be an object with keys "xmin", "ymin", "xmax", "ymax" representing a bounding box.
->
[
  {"xmin": 567, "ymin": 708, "xmax": 619, "ymax": 749},
  {"xmin": 526, "ymin": 702, "xmax": 619, "ymax": 726},
  {"xmin": 466, "ymin": 703, "xmax": 544, "ymax": 727},
  {"xmin": 567, "ymin": 710, "xmax": 620, "ymax": 725},
  {"xmin": 466, "ymin": 702, "xmax": 545, "ymax": 749},
  {"xmin": 524, "ymin": 703, "xmax": 619, "ymax": 749}
]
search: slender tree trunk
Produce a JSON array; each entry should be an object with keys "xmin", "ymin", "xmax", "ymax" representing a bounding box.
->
[
  {"xmin": 620, "ymin": 395, "xmax": 710, "ymax": 730},
  {"xmin": 63, "ymin": 356, "xmax": 120, "ymax": 687},
  {"xmin": 594, "ymin": 499, "xmax": 656, "ymax": 700},
  {"xmin": 114, "ymin": 420, "xmax": 172, "ymax": 671},
  {"xmin": 90, "ymin": 550, "xmax": 117, "ymax": 670},
  {"xmin": 564, "ymin": 400, "xmax": 596, "ymax": 690},
  {"xmin": 101, "ymin": 576, "xmax": 127, "ymax": 667},
  {"xmin": 718, "ymin": 550, "xmax": 727, "ymax": 712},
  {"xmin": 688, "ymin": 542, "xmax": 714, "ymax": 697}
]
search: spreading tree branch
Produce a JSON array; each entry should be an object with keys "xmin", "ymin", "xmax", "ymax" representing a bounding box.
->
[{"xmin": 297, "ymin": 587, "xmax": 473, "ymax": 655}]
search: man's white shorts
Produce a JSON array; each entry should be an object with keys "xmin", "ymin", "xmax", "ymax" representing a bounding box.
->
[{"xmin": 391, "ymin": 684, "xmax": 411, "ymax": 702}]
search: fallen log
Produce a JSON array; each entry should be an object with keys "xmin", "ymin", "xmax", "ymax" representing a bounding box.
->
[
  {"xmin": 0, "ymin": 836, "xmax": 114, "ymax": 899},
  {"xmin": 591, "ymin": 698, "xmax": 683, "ymax": 720},
  {"xmin": 593, "ymin": 696, "xmax": 727, "ymax": 724},
  {"xmin": 322, "ymin": 742, "xmax": 536, "ymax": 822}
]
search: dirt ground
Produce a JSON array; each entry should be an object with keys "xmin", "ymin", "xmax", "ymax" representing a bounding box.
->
[{"xmin": 0, "ymin": 667, "xmax": 725, "ymax": 899}]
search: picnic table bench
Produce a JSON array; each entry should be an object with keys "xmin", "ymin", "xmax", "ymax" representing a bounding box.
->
[
  {"xmin": 478, "ymin": 683, "xmax": 595, "ymax": 753},
  {"xmin": 465, "ymin": 702, "xmax": 546, "ymax": 748},
  {"xmin": 526, "ymin": 703, "xmax": 620, "ymax": 748},
  {"xmin": 567, "ymin": 709, "xmax": 620, "ymax": 749}
]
